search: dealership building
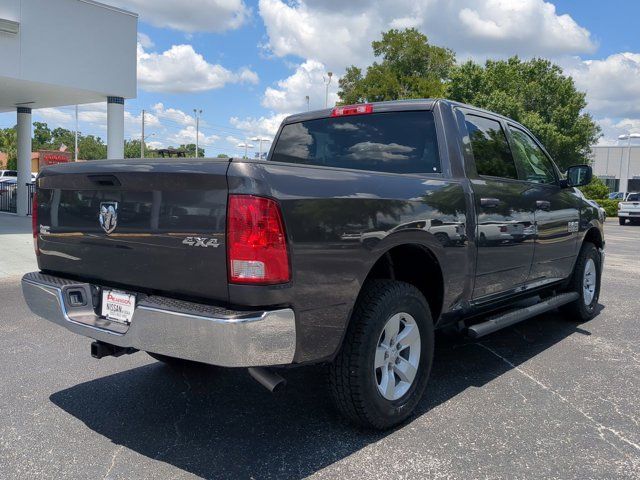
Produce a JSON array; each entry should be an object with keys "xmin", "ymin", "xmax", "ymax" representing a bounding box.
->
[
  {"xmin": 0, "ymin": 0, "xmax": 137, "ymax": 215},
  {"xmin": 590, "ymin": 145, "xmax": 640, "ymax": 194}
]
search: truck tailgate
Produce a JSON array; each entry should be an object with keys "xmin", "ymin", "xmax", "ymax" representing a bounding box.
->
[{"xmin": 35, "ymin": 159, "xmax": 230, "ymax": 302}]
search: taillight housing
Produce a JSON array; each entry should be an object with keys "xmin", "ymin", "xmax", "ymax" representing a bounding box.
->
[
  {"xmin": 32, "ymin": 191, "xmax": 39, "ymax": 255},
  {"xmin": 227, "ymin": 195, "xmax": 290, "ymax": 284}
]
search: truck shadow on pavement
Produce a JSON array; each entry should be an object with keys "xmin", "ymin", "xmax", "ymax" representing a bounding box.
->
[{"xmin": 49, "ymin": 308, "xmax": 602, "ymax": 480}]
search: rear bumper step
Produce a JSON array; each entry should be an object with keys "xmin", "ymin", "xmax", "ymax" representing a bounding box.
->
[
  {"xmin": 467, "ymin": 292, "xmax": 579, "ymax": 339},
  {"xmin": 21, "ymin": 272, "xmax": 296, "ymax": 367}
]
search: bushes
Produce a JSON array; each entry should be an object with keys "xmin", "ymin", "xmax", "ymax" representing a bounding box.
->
[
  {"xmin": 593, "ymin": 199, "xmax": 619, "ymax": 217},
  {"xmin": 579, "ymin": 176, "xmax": 609, "ymax": 199}
]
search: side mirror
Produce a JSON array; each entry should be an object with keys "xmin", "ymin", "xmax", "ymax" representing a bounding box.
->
[{"xmin": 564, "ymin": 164, "xmax": 592, "ymax": 188}]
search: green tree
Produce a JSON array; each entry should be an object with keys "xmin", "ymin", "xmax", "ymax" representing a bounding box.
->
[
  {"xmin": 0, "ymin": 127, "xmax": 17, "ymax": 169},
  {"xmin": 180, "ymin": 143, "xmax": 205, "ymax": 157},
  {"xmin": 216, "ymin": 153, "xmax": 230, "ymax": 158},
  {"xmin": 447, "ymin": 57, "xmax": 601, "ymax": 170},
  {"xmin": 338, "ymin": 28, "xmax": 455, "ymax": 104},
  {"xmin": 50, "ymin": 127, "xmax": 77, "ymax": 152},
  {"xmin": 124, "ymin": 139, "xmax": 144, "ymax": 158},
  {"xmin": 33, "ymin": 122, "xmax": 53, "ymax": 150},
  {"xmin": 77, "ymin": 135, "xmax": 107, "ymax": 160},
  {"xmin": 124, "ymin": 139, "xmax": 159, "ymax": 158}
]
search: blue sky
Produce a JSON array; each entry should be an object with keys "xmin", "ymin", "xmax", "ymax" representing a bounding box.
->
[{"xmin": 2, "ymin": 0, "xmax": 639, "ymax": 156}]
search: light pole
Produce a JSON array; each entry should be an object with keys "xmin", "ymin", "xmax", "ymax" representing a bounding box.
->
[
  {"xmin": 237, "ymin": 141, "xmax": 254, "ymax": 159},
  {"xmin": 193, "ymin": 109, "xmax": 203, "ymax": 158},
  {"xmin": 141, "ymin": 132, "xmax": 156, "ymax": 158},
  {"xmin": 141, "ymin": 109, "xmax": 145, "ymax": 158},
  {"xmin": 251, "ymin": 137, "xmax": 271, "ymax": 159},
  {"xmin": 74, "ymin": 105, "xmax": 79, "ymax": 162},
  {"xmin": 618, "ymin": 132, "xmax": 640, "ymax": 195},
  {"xmin": 323, "ymin": 72, "xmax": 333, "ymax": 108},
  {"xmin": 305, "ymin": 95, "xmax": 310, "ymax": 111}
]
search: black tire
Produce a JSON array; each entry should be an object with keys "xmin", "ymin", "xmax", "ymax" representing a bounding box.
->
[
  {"xmin": 560, "ymin": 242, "xmax": 601, "ymax": 322},
  {"xmin": 329, "ymin": 280, "xmax": 434, "ymax": 430},
  {"xmin": 147, "ymin": 352, "xmax": 204, "ymax": 368},
  {"xmin": 619, "ymin": 217, "xmax": 625, "ymax": 225}
]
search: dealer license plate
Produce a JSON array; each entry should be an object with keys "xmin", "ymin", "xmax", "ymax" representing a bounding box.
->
[{"xmin": 101, "ymin": 289, "xmax": 136, "ymax": 324}]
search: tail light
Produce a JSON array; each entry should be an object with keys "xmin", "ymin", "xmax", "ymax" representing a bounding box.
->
[
  {"xmin": 331, "ymin": 103, "xmax": 373, "ymax": 117},
  {"xmin": 499, "ymin": 225, "xmax": 508, "ymax": 233},
  {"xmin": 32, "ymin": 191, "xmax": 39, "ymax": 255},
  {"xmin": 227, "ymin": 195, "xmax": 290, "ymax": 284}
]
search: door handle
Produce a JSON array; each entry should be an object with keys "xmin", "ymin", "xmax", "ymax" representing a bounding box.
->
[
  {"xmin": 480, "ymin": 197, "xmax": 501, "ymax": 208},
  {"xmin": 536, "ymin": 200, "xmax": 551, "ymax": 211}
]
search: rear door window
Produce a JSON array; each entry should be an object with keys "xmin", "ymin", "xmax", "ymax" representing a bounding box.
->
[
  {"xmin": 465, "ymin": 114, "xmax": 517, "ymax": 180},
  {"xmin": 270, "ymin": 111, "xmax": 440, "ymax": 174}
]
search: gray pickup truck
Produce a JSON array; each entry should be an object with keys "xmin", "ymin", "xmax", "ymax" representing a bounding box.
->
[{"xmin": 22, "ymin": 99, "xmax": 604, "ymax": 429}]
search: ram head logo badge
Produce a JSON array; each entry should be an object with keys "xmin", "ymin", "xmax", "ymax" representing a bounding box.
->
[{"xmin": 99, "ymin": 202, "xmax": 118, "ymax": 234}]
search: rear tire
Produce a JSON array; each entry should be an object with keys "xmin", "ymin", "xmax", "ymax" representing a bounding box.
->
[
  {"xmin": 560, "ymin": 242, "xmax": 601, "ymax": 322},
  {"xmin": 329, "ymin": 280, "xmax": 434, "ymax": 430},
  {"xmin": 619, "ymin": 217, "xmax": 626, "ymax": 225}
]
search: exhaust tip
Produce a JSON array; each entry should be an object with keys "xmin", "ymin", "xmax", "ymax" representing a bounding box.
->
[{"xmin": 248, "ymin": 367, "xmax": 286, "ymax": 393}]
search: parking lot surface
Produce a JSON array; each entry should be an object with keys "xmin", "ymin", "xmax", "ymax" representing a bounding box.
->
[{"xmin": 0, "ymin": 221, "xmax": 638, "ymax": 479}]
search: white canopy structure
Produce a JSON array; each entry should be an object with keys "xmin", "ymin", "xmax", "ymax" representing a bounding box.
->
[{"xmin": 0, "ymin": 0, "xmax": 137, "ymax": 215}]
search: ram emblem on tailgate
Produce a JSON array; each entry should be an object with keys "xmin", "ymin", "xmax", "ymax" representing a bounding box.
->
[{"xmin": 98, "ymin": 202, "xmax": 118, "ymax": 234}]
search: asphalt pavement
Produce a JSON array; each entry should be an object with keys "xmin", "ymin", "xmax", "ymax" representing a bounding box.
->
[{"xmin": 0, "ymin": 219, "xmax": 638, "ymax": 479}]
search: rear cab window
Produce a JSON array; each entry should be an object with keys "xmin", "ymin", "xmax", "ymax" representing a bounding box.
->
[{"xmin": 270, "ymin": 111, "xmax": 441, "ymax": 174}]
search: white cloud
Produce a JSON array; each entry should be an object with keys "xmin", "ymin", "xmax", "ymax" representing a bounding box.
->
[
  {"xmin": 229, "ymin": 60, "xmax": 340, "ymax": 148},
  {"xmin": 111, "ymin": 0, "xmax": 250, "ymax": 33},
  {"xmin": 595, "ymin": 117, "xmax": 640, "ymax": 146},
  {"xmin": 138, "ymin": 43, "xmax": 259, "ymax": 93},
  {"xmin": 36, "ymin": 108, "xmax": 74, "ymax": 125},
  {"xmin": 565, "ymin": 53, "xmax": 640, "ymax": 119},
  {"xmin": 259, "ymin": 0, "xmax": 595, "ymax": 70},
  {"xmin": 137, "ymin": 32, "xmax": 154, "ymax": 49},
  {"xmin": 166, "ymin": 126, "xmax": 220, "ymax": 147},
  {"xmin": 151, "ymin": 103, "xmax": 196, "ymax": 126},
  {"xmin": 262, "ymin": 59, "xmax": 339, "ymax": 112},
  {"xmin": 230, "ymin": 113, "xmax": 288, "ymax": 138}
]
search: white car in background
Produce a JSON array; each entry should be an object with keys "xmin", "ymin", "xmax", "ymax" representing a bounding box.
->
[
  {"xmin": 618, "ymin": 192, "xmax": 640, "ymax": 225},
  {"xmin": 0, "ymin": 170, "xmax": 17, "ymax": 182}
]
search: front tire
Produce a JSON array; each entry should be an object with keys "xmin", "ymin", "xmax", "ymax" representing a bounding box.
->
[
  {"xmin": 619, "ymin": 217, "xmax": 626, "ymax": 225},
  {"xmin": 329, "ymin": 280, "xmax": 434, "ymax": 430},
  {"xmin": 561, "ymin": 243, "xmax": 601, "ymax": 322}
]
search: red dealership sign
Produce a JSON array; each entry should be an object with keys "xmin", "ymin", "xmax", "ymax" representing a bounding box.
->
[{"xmin": 39, "ymin": 150, "xmax": 72, "ymax": 170}]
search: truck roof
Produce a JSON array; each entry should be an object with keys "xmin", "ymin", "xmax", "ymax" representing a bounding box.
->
[
  {"xmin": 283, "ymin": 98, "xmax": 438, "ymax": 124},
  {"xmin": 282, "ymin": 98, "xmax": 519, "ymax": 126}
]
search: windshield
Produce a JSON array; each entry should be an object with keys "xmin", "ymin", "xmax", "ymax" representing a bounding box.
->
[{"xmin": 271, "ymin": 111, "xmax": 440, "ymax": 174}]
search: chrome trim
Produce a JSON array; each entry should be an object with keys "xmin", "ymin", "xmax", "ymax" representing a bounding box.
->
[{"xmin": 21, "ymin": 272, "xmax": 296, "ymax": 367}]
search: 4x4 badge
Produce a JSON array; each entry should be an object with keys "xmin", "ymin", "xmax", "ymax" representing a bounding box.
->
[
  {"xmin": 99, "ymin": 202, "xmax": 118, "ymax": 234},
  {"xmin": 182, "ymin": 236, "xmax": 219, "ymax": 248}
]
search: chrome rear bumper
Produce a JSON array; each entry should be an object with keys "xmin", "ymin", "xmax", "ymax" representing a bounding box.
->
[{"xmin": 21, "ymin": 272, "xmax": 296, "ymax": 367}]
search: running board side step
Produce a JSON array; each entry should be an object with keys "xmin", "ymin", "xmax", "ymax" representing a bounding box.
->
[{"xmin": 467, "ymin": 292, "xmax": 579, "ymax": 339}]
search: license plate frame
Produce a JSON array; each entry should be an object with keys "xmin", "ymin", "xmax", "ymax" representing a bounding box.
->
[{"xmin": 101, "ymin": 289, "xmax": 136, "ymax": 324}]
